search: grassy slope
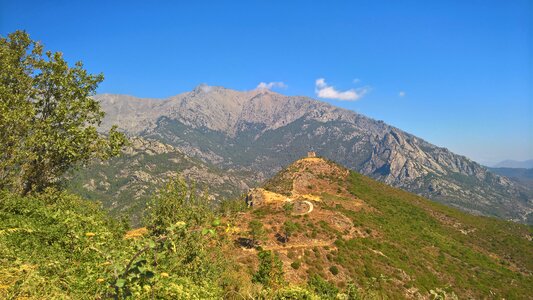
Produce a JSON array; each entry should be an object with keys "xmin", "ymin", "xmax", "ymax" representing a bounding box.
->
[
  {"xmin": 0, "ymin": 190, "xmax": 127, "ymax": 298},
  {"xmin": 334, "ymin": 171, "xmax": 532, "ymax": 298},
  {"xmin": 0, "ymin": 190, "xmax": 225, "ymax": 299}
]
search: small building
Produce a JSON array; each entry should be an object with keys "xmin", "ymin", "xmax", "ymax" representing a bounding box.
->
[{"xmin": 307, "ymin": 151, "xmax": 316, "ymax": 158}]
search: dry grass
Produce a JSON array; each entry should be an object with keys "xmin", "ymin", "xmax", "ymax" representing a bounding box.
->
[{"xmin": 124, "ymin": 227, "xmax": 149, "ymax": 239}]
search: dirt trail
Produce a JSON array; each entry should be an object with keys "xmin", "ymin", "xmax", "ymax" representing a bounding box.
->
[
  {"xmin": 296, "ymin": 200, "xmax": 313, "ymax": 215},
  {"xmin": 262, "ymin": 240, "xmax": 332, "ymax": 251}
]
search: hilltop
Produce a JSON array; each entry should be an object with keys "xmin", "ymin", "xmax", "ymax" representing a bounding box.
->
[
  {"xmin": 225, "ymin": 155, "xmax": 533, "ymax": 298},
  {"xmin": 94, "ymin": 86, "xmax": 533, "ymax": 224}
]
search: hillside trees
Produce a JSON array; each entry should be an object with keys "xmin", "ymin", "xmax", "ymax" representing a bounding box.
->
[
  {"xmin": 248, "ymin": 219, "xmax": 266, "ymax": 246},
  {"xmin": 0, "ymin": 30, "xmax": 126, "ymax": 195},
  {"xmin": 253, "ymin": 250, "xmax": 284, "ymax": 288}
]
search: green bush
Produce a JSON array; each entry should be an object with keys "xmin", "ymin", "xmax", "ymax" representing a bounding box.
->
[
  {"xmin": 307, "ymin": 274, "xmax": 338, "ymax": 299},
  {"xmin": 291, "ymin": 261, "xmax": 301, "ymax": 270},
  {"xmin": 253, "ymin": 250, "xmax": 284, "ymax": 288},
  {"xmin": 283, "ymin": 202, "xmax": 294, "ymax": 214},
  {"xmin": 144, "ymin": 178, "xmax": 213, "ymax": 234},
  {"xmin": 272, "ymin": 285, "xmax": 319, "ymax": 299},
  {"xmin": 0, "ymin": 189, "xmax": 125, "ymax": 298},
  {"xmin": 329, "ymin": 265, "xmax": 339, "ymax": 275}
]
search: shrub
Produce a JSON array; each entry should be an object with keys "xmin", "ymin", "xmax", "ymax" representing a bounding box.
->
[
  {"xmin": 144, "ymin": 178, "xmax": 213, "ymax": 234},
  {"xmin": 287, "ymin": 250, "xmax": 296, "ymax": 259},
  {"xmin": 307, "ymin": 274, "xmax": 339, "ymax": 299},
  {"xmin": 282, "ymin": 221, "xmax": 299, "ymax": 243},
  {"xmin": 291, "ymin": 261, "xmax": 301, "ymax": 270},
  {"xmin": 283, "ymin": 202, "xmax": 294, "ymax": 214},
  {"xmin": 329, "ymin": 265, "xmax": 339, "ymax": 275},
  {"xmin": 272, "ymin": 286, "xmax": 319, "ymax": 299},
  {"xmin": 253, "ymin": 250, "xmax": 284, "ymax": 288},
  {"xmin": 248, "ymin": 219, "xmax": 266, "ymax": 245}
]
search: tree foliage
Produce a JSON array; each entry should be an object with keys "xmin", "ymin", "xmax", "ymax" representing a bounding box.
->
[
  {"xmin": 307, "ymin": 274, "xmax": 339, "ymax": 299},
  {"xmin": 253, "ymin": 250, "xmax": 284, "ymax": 288},
  {"xmin": 282, "ymin": 220, "xmax": 298, "ymax": 242},
  {"xmin": 248, "ymin": 219, "xmax": 266, "ymax": 245},
  {"xmin": 144, "ymin": 178, "xmax": 213, "ymax": 234},
  {"xmin": 0, "ymin": 30, "xmax": 127, "ymax": 194}
]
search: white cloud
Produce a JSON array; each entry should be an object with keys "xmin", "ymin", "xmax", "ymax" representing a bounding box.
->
[
  {"xmin": 256, "ymin": 81, "xmax": 287, "ymax": 90},
  {"xmin": 315, "ymin": 78, "xmax": 368, "ymax": 101},
  {"xmin": 352, "ymin": 78, "xmax": 361, "ymax": 84},
  {"xmin": 399, "ymin": 91, "xmax": 406, "ymax": 97}
]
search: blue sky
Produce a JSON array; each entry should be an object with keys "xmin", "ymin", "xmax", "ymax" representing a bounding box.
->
[{"xmin": 1, "ymin": 0, "xmax": 531, "ymax": 164}]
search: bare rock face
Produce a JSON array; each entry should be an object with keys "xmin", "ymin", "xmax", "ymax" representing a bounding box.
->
[{"xmin": 95, "ymin": 85, "xmax": 533, "ymax": 224}]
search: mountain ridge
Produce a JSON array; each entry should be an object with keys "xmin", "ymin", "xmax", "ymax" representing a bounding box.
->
[
  {"xmin": 93, "ymin": 85, "xmax": 533, "ymax": 223},
  {"xmin": 493, "ymin": 159, "xmax": 533, "ymax": 169}
]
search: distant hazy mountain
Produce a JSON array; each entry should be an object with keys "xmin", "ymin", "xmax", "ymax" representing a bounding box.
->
[
  {"xmin": 489, "ymin": 167, "xmax": 533, "ymax": 190},
  {"xmin": 92, "ymin": 85, "xmax": 533, "ymax": 224},
  {"xmin": 493, "ymin": 159, "xmax": 533, "ymax": 169}
]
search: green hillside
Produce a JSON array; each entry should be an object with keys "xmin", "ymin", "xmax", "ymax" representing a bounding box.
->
[
  {"xmin": 339, "ymin": 172, "xmax": 532, "ymax": 298},
  {"xmin": 227, "ymin": 157, "xmax": 533, "ymax": 299},
  {"xmin": 1, "ymin": 157, "xmax": 532, "ymax": 299}
]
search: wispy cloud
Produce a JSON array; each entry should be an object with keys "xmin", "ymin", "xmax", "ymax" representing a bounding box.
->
[
  {"xmin": 315, "ymin": 78, "xmax": 368, "ymax": 101},
  {"xmin": 399, "ymin": 91, "xmax": 406, "ymax": 97},
  {"xmin": 256, "ymin": 81, "xmax": 287, "ymax": 90}
]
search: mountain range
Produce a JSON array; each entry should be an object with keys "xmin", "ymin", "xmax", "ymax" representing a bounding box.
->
[
  {"xmin": 490, "ymin": 167, "xmax": 533, "ymax": 191},
  {"xmin": 84, "ymin": 85, "xmax": 532, "ymax": 224},
  {"xmin": 492, "ymin": 159, "xmax": 533, "ymax": 169}
]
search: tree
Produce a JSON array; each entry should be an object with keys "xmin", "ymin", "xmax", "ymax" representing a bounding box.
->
[
  {"xmin": 144, "ymin": 178, "xmax": 213, "ymax": 234},
  {"xmin": 253, "ymin": 250, "xmax": 284, "ymax": 288},
  {"xmin": 282, "ymin": 221, "xmax": 298, "ymax": 243},
  {"xmin": 248, "ymin": 219, "xmax": 265, "ymax": 246},
  {"xmin": 307, "ymin": 274, "xmax": 338, "ymax": 299},
  {"xmin": 0, "ymin": 30, "xmax": 127, "ymax": 194}
]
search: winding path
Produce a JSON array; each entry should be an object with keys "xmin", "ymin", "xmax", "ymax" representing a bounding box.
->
[{"xmin": 300, "ymin": 200, "xmax": 313, "ymax": 215}]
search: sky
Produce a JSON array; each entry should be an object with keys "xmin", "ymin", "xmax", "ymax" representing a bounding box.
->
[{"xmin": 1, "ymin": 0, "xmax": 531, "ymax": 165}]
